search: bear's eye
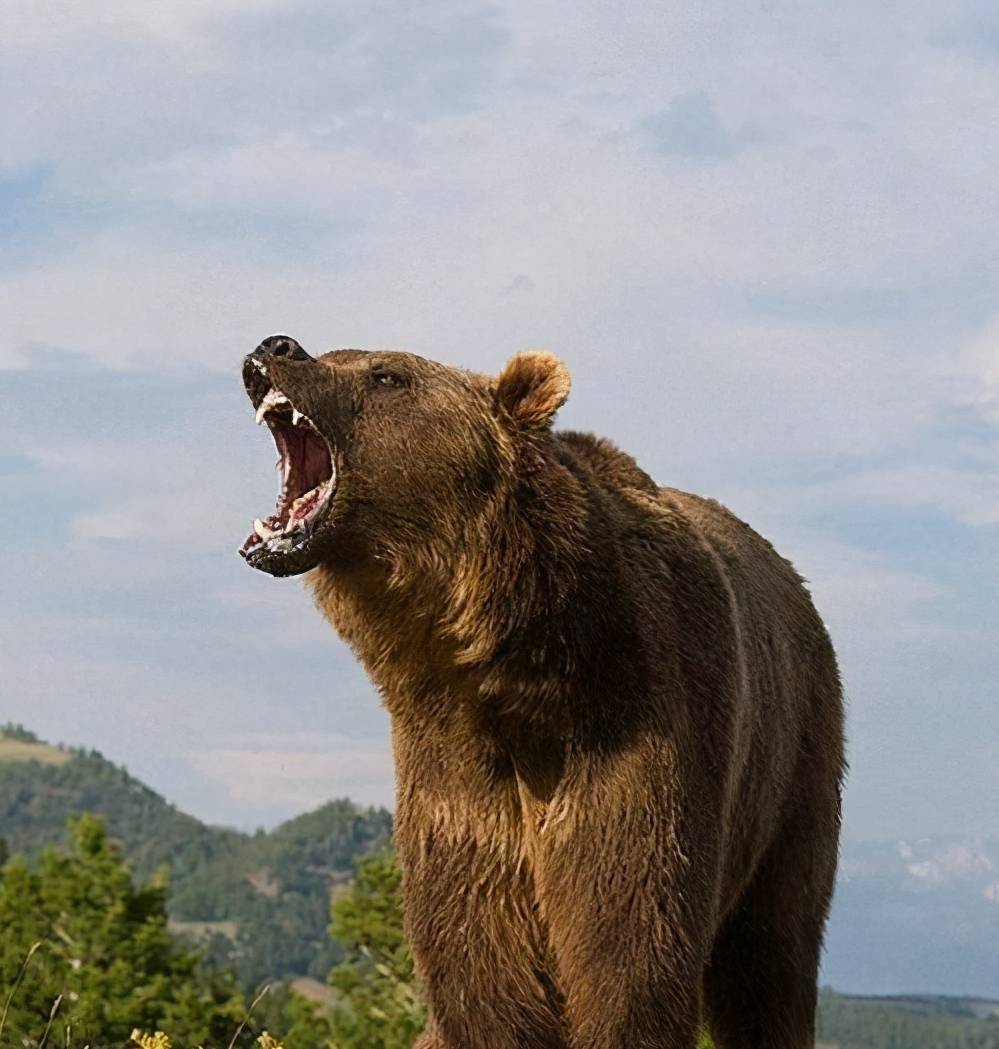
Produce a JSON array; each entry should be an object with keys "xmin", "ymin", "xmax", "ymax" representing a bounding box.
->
[{"xmin": 371, "ymin": 370, "xmax": 408, "ymax": 390}]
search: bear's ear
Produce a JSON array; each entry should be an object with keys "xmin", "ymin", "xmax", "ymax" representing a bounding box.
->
[{"xmin": 494, "ymin": 351, "xmax": 571, "ymax": 430}]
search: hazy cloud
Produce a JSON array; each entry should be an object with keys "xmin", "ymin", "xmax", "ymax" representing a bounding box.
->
[
  {"xmin": 640, "ymin": 92, "xmax": 750, "ymax": 160},
  {"xmin": 189, "ymin": 732, "xmax": 394, "ymax": 826}
]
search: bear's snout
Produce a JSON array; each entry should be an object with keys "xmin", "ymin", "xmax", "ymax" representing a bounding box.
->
[{"xmin": 251, "ymin": 333, "xmax": 312, "ymax": 363}]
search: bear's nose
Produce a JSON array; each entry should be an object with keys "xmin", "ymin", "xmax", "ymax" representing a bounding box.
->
[{"xmin": 252, "ymin": 334, "xmax": 312, "ymax": 362}]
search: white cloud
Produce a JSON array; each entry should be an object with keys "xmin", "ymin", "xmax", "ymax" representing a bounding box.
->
[
  {"xmin": 908, "ymin": 844, "xmax": 994, "ymax": 883},
  {"xmin": 188, "ymin": 734, "xmax": 394, "ymax": 823},
  {"xmin": 961, "ymin": 318, "xmax": 999, "ymax": 428},
  {"xmin": 3, "ymin": 0, "xmax": 998, "ymax": 375}
]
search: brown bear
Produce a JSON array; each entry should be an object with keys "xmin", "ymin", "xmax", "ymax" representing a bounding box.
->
[{"xmin": 239, "ymin": 334, "xmax": 846, "ymax": 1049}]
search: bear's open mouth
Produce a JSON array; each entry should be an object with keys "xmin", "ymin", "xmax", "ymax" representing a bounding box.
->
[{"xmin": 239, "ymin": 366, "xmax": 337, "ymax": 562}]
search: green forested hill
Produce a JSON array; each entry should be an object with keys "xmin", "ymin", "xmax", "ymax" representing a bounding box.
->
[
  {"xmin": 0, "ymin": 727, "xmax": 245, "ymax": 884},
  {"xmin": 0, "ymin": 725, "xmax": 392, "ymax": 988},
  {"xmin": 817, "ymin": 991, "xmax": 999, "ymax": 1048}
]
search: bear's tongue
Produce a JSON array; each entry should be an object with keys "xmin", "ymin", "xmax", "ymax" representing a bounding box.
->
[{"xmin": 240, "ymin": 389, "xmax": 336, "ymax": 556}]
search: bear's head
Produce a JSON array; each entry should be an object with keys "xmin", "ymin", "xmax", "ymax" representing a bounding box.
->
[{"xmin": 239, "ymin": 335, "xmax": 571, "ymax": 579}]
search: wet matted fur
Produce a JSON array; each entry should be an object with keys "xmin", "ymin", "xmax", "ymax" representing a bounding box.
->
[{"xmin": 240, "ymin": 339, "xmax": 846, "ymax": 1049}]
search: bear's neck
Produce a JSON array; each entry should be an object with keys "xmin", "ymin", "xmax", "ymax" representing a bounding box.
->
[{"xmin": 309, "ymin": 443, "xmax": 612, "ymax": 730}]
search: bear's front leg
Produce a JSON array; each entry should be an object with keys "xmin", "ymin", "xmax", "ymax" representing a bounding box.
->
[
  {"xmin": 397, "ymin": 810, "xmax": 570, "ymax": 1049},
  {"xmin": 534, "ymin": 747, "xmax": 720, "ymax": 1049}
]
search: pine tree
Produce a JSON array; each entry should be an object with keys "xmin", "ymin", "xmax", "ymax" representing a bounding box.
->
[
  {"xmin": 327, "ymin": 852, "xmax": 425, "ymax": 1049},
  {"xmin": 0, "ymin": 814, "xmax": 245, "ymax": 1047}
]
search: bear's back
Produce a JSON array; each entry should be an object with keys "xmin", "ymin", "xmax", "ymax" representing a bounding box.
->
[
  {"xmin": 656, "ymin": 486, "xmax": 830, "ymax": 655},
  {"xmin": 555, "ymin": 428, "xmax": 821, "ymax": 636}
]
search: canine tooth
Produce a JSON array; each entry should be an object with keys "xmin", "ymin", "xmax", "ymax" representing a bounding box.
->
[
  {"xmin": 292, "ymin": 409, "xmax": 303, "ymax": 426},
  {"xmin": 255, "ymin": 388, "xmax": 290, "ymax": 424},
  {"xmin": 253, "ymin": 518, "xmax": 279, "ymax": 540}
]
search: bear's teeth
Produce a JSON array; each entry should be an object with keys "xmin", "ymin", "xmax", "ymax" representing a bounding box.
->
[
  {"xmin": 292, "ymin": 409, "xmax": 304, "ymax": 425},
  {"xmin": 253, "ymin": 518, "xmax": 279, "ymax": 540},
  {"xmin": 256, "ymin": 389, "xmax": 291, "ymax": 425},
  {"xmin": 286, "ymin": 493, "xmax": 312, "ymax": 528}
]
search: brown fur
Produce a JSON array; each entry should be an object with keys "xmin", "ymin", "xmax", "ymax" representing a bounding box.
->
[{"xmin": 247, "ymin": 345, "xmax": 846, "ymax": 1049}]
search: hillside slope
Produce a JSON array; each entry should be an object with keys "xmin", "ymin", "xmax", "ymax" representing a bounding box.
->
[
  {"xmin": 817, "ymin": 990, "xmax": 999, "ymax": 1048},
  {"xmin": 0, "ymin": 725, "xmax": 392, "ymax": 987}
]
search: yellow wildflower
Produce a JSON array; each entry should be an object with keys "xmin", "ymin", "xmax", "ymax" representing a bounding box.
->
[{"xmin": 130, "ymin": 1032, "xmax": 172, "ymax": 1049}]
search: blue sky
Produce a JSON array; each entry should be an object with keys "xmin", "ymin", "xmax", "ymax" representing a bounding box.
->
[{"xmin": 3, "ymin": 0, "xmax": 998, "ymax": 838}]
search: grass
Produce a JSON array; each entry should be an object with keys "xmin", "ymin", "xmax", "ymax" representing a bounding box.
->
[
  {"xmin": 0, "ymin": 942, "xmax": 41, "ymax": 1043},
  {"xmin": 0, "ymin": 739, "xmax": 72, "ymax": 767}
]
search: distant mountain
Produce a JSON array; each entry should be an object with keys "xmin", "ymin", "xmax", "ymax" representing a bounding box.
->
[
  {"xmin": 824, "ymin": 836, "xmax": 999, "ymax": 997},
  {"xmin": 0, "ymin": 725, "xmax": 392, "ymax": 988}
]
